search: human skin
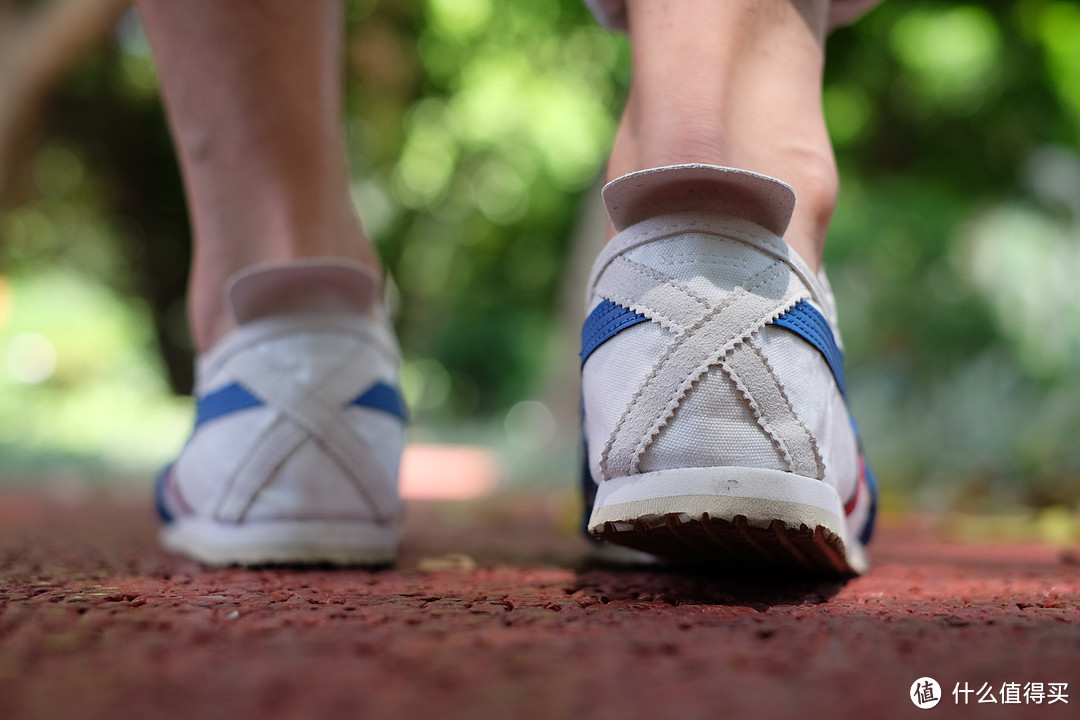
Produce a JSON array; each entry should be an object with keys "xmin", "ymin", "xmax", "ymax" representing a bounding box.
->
[
  {"xmin": 609, "ymin": 0, "xmax": 837, "ymax": 269},
  {"xmin": 138, "ymin": 0, "xmax": 379, "ymax": 352},
  {"xmin": 139, "ymin": 0, "xmax": 836, "ymax": 352}
]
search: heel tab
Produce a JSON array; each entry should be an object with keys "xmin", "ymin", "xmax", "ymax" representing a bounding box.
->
[
  {"xmin": 602, "ymin": 164, "xmax": 796, "ymax": 237},
  {"xmin": 226, "ymin": 259, "xmax": 380, "ymax": 325}
]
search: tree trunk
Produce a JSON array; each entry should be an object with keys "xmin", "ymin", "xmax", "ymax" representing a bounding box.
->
[{"xmin": 0, "ymin": 0, "xmax": 131, "ymax": 208}]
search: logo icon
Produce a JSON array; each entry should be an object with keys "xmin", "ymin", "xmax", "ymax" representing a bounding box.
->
[{"xmin": 912, "ymin": 677, "xmax": 942, "ymax": 709}]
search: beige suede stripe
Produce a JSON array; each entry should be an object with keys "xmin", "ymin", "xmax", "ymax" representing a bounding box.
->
[
  {"xmin": 599, "ymin": 260, "xmax": 803, "ymax": 479},
  {"xmin": 722, "ymin": 340, "xmax": 824, "ymax": 479},
  {"xmin": 212, "ymin": 353, "xmax": 399, "ymax": 522},
  {"xmin": 214, "ymin": 418, "xmax": 308, "ymax": 523},
  {"xmin": 594, "ymin": 256, "xmax": 712, "ymax": 333}
]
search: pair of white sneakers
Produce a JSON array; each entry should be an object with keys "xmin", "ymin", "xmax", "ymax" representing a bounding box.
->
[{"xmin": 157, "ymin": 164, "xmax": 877, "ymax": 574}]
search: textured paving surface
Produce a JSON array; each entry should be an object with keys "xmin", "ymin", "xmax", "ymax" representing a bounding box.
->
[{"xmin": 1, "ymin": 488, "xmax": 1078, "ymax": 720}]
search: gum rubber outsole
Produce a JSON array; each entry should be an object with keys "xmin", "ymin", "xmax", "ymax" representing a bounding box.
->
[{"xmin": 591, "ymin": 512, "xmax": 855, "ymax": 576}]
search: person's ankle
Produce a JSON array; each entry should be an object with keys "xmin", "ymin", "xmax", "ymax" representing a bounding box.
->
[
  {"xmin": 188, "ymin": 251, "xmax": 383, "ymax": 353},
  {"xmin": 603, "ymin": 152, "xmax": 837, "ymax": 271},
  {"xmin": 774, "ymin": 150, "xmax": 838, "ymax": 271}
]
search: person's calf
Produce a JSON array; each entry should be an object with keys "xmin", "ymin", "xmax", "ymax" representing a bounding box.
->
[{"xmin": 610, "ymin": 0, "xmax": 838, "ymax": 269}]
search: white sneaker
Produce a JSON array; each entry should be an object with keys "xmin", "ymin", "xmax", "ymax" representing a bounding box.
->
[
  {"xmin": 157, "ymin": 260, "xmax": 406, "ymax": 566},
  {"xmin": 581, "ymin": 165, "xmax": 876, "ymax": 575}
]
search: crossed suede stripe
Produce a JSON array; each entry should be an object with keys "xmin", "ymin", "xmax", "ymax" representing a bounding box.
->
[
  {"xmin": 211, "ymin": 351, "xmax": 400, "ymax": 523},
  {"xmin": 722, "ymin": 340, "xmax": 824, "ymax": 479},
  {"xmin": 215, "ymin": 417, "xmax": 311, "ymax": 523},
  {"xmin": 597, "ymin": 256, "xmax": 712, "ymax": 332},
  {"xmin": 598, "ymin": 259, "xmax": 808, "ymax": 479}
]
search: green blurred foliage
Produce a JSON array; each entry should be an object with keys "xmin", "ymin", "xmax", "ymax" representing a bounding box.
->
[
  {"xmin": 824, "ymin": 0, "xmax": 1080, "ymax": 507},
  {"xmin": 1, "ymin": 0, "xmax": 1080, "ymax": 507},
  {"xmin": 0, "ymin": 271, "xmax": 190, "ymax": 474},
  {"xmin": 341, "ymin": 0, "xmax": 627, "ymax": 419}
]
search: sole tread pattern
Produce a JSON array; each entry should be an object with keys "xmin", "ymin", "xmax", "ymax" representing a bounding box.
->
[{"xmin": 594, "ymin": 512, "xmax": 853, "ymax": 577}]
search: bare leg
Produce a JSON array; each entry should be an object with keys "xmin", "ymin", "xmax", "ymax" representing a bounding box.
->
[
  {"xmin": 609, "ymin": 0, "xmax": 836, "ymax": 269},
  {"xmin": 138, "ymin": 0, "xmax": 378, "ymax": 351}
]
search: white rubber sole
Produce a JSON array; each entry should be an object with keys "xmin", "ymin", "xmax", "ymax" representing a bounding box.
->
[
  {"xmin": 588, "ymin": 467, "xmax": 868, "ymax": 575},
  {"xmin": 160, "ymin": 517, "xmax": 399, "ymax": 567}
]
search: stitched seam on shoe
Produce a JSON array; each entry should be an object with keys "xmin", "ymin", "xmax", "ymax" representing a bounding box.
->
[
  {"xmin": 599, "ymin": 284, "xmax": 745, "ymax": 478},
  {"xmin": 655, "ymin": 257, "xmax": 759, "ymax": 270},
  {"xmin": 580, "ymin": 301, "xmax": 649, "ymax": 354},
  {"xmin": 748, "ymin": 338, "xmax": 825, "ymax": 479},
  {"xmin": 591, "ymin": 225, "xmax": 806, "ymax": 295},
  {"xmin": 771, "ymin": 306, "xmax": 845, "ymax": 396},
  {"xmin": 600, "ymin": 260, "xmax": 785, "ymax": 479},
  {"xmin": 585, "ymin": 213, "xmax": 791, "ymax": 299},
  {"xmin": 719, "ymin": 349, "xmax": 795, "ymax": 472},
  {"xmin": 599, "ymin": 295, "xmax": 729, "ymax": 478},
  {"xmin": 599, "ymin": 257, "xmax": 711, "ymax": 334},
  {"xmin": 255, "ymin": 364, "xmax": 395, "ymax": 521},
  {"xmin": 627, "ymin": 280, "xmax": 803, "ymax": 475},
  {"xmin": 214, "ymin": 416, "xmax": 305, "ymax": 522},
  {"xmin": 630, "ymin": 284, "xmax": 790, "ymax": 474},
  {"xmin": 612, "ymin": 257, "xmax": 712, "ymax": 306},
  {"xmin": 219, "ymin": 352, "xmax": 397, "ymax": 521}
]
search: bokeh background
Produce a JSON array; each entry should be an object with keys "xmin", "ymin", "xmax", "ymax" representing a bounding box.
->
[{"xmin": 1, "ymin": 0, "xmax": 1079, "ymax": 529}]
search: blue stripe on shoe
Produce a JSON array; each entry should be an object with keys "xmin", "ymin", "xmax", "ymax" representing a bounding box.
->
[
  {"xmin": 155, "ymin": 464, "xmax": 176, "ymax": 523},
  {"xmin": 195, "ymin": 382, "xmax": 263, "ymax": 427},
  {"xmin": 580, "ymin": 299, "xmax": 649, "ymax": 366},
  {"xmin": 774, "ymin": 300, "xmax": 879, "ymax": 543},
  {"xmin": 859, "ymin": 452, "xmax": 879, "ymax": 546},
  {"xmin": 771, "ymin": 299, "xmax": 846, "ymax": 396},
  {"xmin": 193, "ymin": 379, "xmax": 407, "ymax": 427},
  {"xmin": 350, "ymin": 380, "xmax": 408, "ymax": 422}
]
